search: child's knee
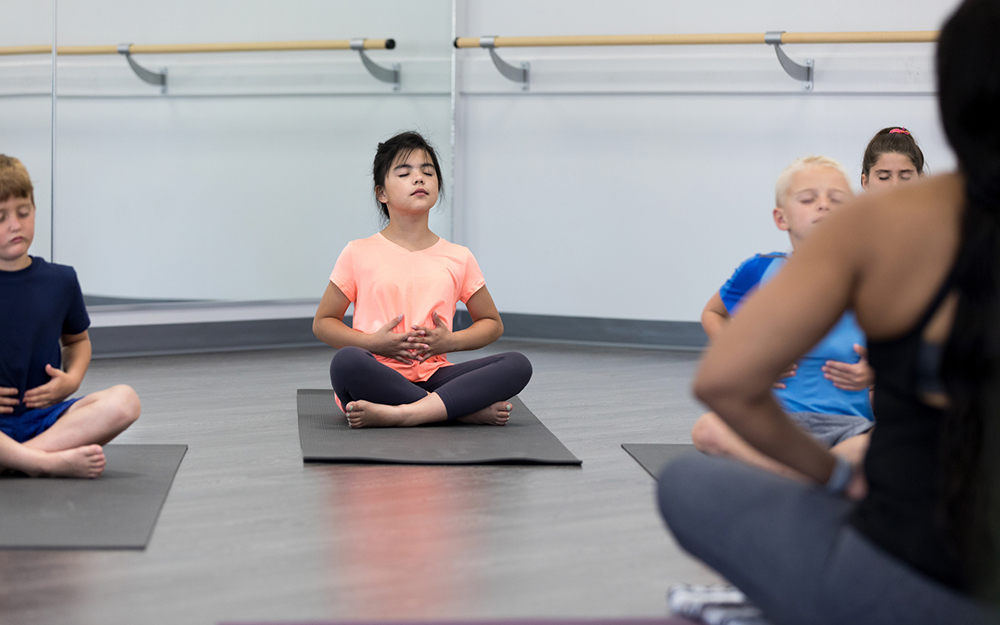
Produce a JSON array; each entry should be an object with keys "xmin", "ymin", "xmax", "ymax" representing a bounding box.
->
[
  {"xmin": 330, "ymin": 346, "xmax": 369, "ymax": 380},
  {"xmin": 502, "ymin": 351, "xmax": 533, "ymax": 386},
  {"xmin": 107, "ymin": 385, "xmax": 141, "ymax": 427},
  {"xmin": 691, "ymin": 413, "xmax": 725, "ymax": 455}
]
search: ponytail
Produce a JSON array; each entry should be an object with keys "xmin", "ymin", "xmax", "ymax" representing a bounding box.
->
[{"xmin": 936, "ymin": 0, "xmax": 1000, "ymax": 599}]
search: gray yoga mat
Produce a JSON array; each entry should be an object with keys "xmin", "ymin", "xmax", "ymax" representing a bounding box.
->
[
  {"xmin": 297, "ymin": 389, "xmax": 581, "ymax": 465},
  {"xmin": 0, "ymin": 444, "xmax": 187, "ymax": 549},
  {"xmin": 622, "ymin": 443, "xmax": 698, "ymax": 480}
]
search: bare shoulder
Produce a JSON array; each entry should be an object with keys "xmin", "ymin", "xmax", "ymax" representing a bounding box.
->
[
  {"xmin": 824, "ymin": 174, "xmax": 959, "ymax": 235},
  {"xmin": 846, "ymin": 174, "xmax": 964, "ymax": 338},
  {"xmin": 805, "ymin": 174, "xmax": 961, "ymax": 261},
  {"xmin": 864, "ymin": 173, "xmax": 961, "ymax": 227}
]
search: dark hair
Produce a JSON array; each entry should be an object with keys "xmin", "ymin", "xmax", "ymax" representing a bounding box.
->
[
  {"xmin": 372, "ymin": 131, "xmax": 444, "ymax": 223},
  {"xmin": 936, "ymin": 0, "xmax": 1000, "ymax": 599},
  {"xmin": 860, "ymin": 126, "xmax": 926, "ymax": 184}
]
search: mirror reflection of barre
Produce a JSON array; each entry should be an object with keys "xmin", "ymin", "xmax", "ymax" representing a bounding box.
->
[
  {"xmin": 0, "ymin": 38, "xmax": 400, "ymax": 93},
  {"xmin": 454, "ymin": 30, "xmax": 939, "ymax": 91}
]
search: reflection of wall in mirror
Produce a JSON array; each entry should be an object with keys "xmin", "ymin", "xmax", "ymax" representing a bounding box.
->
[{"xmin": 2, "ymin": 1, "xmax": 453, "ymax": 303}]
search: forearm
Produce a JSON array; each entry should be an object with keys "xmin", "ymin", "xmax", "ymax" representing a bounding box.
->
[
  {"xmin": 448, "ymin": 318, "xmax": 503, "ymax": 352},
  {"xmin": 60, "ymin": 340, "xmax": 90, "ymax": 391},
  {"xmin": 313, "ymin": 317, "xmax": 377, "ymax": 352}
]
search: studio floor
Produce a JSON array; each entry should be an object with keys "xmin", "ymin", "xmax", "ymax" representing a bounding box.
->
[{"xmin": 0, "ymin": 340, "xmax": 722, "ymax": 625}]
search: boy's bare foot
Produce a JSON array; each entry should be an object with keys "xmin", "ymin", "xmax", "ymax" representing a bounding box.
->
[
  {"xmin": 344, "ymin": 400, "xmax": 417, "ymax": 428},
  {"xmin": 31, "ymin": 445, "xmax": 106, "ymax": 478},
  {"xmin": 456, "ymin": 401, "xmax": 512, "ymax": 426}
]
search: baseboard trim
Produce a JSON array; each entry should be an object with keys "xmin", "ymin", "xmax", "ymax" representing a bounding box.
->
[
  {"xmin": 89, "ymin": 318, "xmax": 322, "ymax": 359},
  {"xmin": 89, "ymin": 312, "xmax": 706, "ymax": 358},
  {"xmin": 457, "ymin": 311, "xmax": 706, "ymax": 350}
]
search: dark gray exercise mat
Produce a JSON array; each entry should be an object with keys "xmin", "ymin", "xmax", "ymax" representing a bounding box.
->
[
  {"xmin": 622, "ymin": 443, "xmax": 697, "ymax": 480},
  {"xmin": 297, "ymin": 389, "xmax": 581, "ymax": 465},
  {"xmin": 0, "ymin": 444, "xmax": 187, "ymax": 549}
]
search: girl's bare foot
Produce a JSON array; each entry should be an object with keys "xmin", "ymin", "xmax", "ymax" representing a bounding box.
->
[
  {"xmin": 344, "ymin": 400, "xmax": 421, "ymax": 428},
  {"xmin": 456, "ymin": 401, "xmax": 512, "ymax": 426},
  {"xmin": 32, "ymin": 445, "xmax": 106, "ymax": 478}
]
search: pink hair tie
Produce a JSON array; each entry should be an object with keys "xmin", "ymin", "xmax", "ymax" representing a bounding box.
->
[{"xmin": 889, "ymin": 128, "xmax": 911, "ymax": 135}]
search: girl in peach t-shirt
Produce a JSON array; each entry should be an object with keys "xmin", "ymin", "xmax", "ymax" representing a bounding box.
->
[{"xmin": 313, "ymin": 131, "xmax": 532, "ymax": 428}]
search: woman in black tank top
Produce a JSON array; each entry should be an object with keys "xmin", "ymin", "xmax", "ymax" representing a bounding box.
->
[{"xmin": 658, "ymin": 0, "xmax": 1000, "ymax": 621}]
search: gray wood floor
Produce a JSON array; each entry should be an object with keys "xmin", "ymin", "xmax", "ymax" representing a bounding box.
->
[{"xmin": 0, "ymin": 340, "xmax": 722, "ymax": 624}]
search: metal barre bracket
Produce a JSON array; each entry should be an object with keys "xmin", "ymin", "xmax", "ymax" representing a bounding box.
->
[
  {"xmin": 480, "ymin": 37, "xmax": 529, "ymax": 90},
  {"xmin": 765, "ymin": 32, "xmax": 813, "ymax": 91},
  {"xmin": 117, "ymin": 44, "xmax": 167, "ymax": 94},
  {"xmin": 350, "ymin": 39, "xmax": 400, "ymax": 90}
]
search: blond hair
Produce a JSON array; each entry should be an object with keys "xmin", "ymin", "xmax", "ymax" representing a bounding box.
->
[
  {"xmin": 0, "ymin": 155, "xmax": 34, "ymax": 204},
  {"xmin": 775, "ymin": 155, "xmax": 850, "ymax": 207}
]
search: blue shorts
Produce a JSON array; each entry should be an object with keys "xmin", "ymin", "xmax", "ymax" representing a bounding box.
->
[{"xmin": 0, "ymin": 399, "xmax": 80, "ymax": 443}]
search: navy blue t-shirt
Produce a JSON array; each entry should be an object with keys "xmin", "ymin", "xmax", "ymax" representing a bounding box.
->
[{"xmin": 0, "ymin": 257, "xmax": 90, "ymax": 417}]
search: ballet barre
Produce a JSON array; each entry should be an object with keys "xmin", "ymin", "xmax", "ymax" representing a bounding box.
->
[
  {"xmin": 454, "ymin": 31, "xmax": 939, "ymax": 91},
  {"xmin": 0, "ymin": 39, "xmax": 400, "ymax": 93}
]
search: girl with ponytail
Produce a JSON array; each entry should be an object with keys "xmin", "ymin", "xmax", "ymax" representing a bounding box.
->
[
  {"xmin": 860, "ymin": 126, "xmax": 926, "ymax": 190},
  {"xmin": 658, "ymin": 0, "xmax": 1000, "ymax": 622}
]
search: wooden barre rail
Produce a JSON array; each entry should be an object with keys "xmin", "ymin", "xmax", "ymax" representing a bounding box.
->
[
  {"xmin": 0, "ymin": 39, "xmax": 395, "ymax": 57},
  {"xmin": 454, "ymin": 31, "xmax": 938, "ymax": 48},
  {"xmin": 458, "ymin": 30, "xmax": 939, "ymax": 90}
]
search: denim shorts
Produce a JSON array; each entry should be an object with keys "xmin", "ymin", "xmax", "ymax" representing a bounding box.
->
[
  {"xmin": 788, "ymin": 411, "xmax": 875, "ymax": 447},
  {"xmin": 0, "ymin": 398, "xmax": 79, "ymax": 443}
]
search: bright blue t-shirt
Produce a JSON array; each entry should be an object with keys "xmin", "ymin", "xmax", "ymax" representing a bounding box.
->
[
  {"xmin": 0, "ymin": 257, "xmax": 90, "ymax": 418},
  {"xmin": 719, "ymin": 252, "xmax": 873, "ymax": 420}
]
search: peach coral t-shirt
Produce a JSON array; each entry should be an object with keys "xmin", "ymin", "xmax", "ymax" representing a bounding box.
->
[{"xmin": 330, "ymin": 232, "xmax": 486, "ymax": 382}]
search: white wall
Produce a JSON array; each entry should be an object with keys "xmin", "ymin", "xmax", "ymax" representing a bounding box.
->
[
  {"xmin": 454, "ymin": 0, "xmax": 959, "ymax": 322},
  {"xmin": 2, "ymin": 0, "xmax": 963, "ymax": 323}
]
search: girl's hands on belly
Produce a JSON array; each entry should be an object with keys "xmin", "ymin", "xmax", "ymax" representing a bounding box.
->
[
  {"xmin": 370, "ymin": 314, "xmax": 426, "ymax": 364},
  {"xmin": 410, "ymin": 312, "xmax": 456, "ymax": 362}
]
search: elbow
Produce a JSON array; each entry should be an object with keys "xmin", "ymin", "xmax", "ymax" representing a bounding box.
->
[
  {"xmin": 693, "ymin": 364, "xmax": 773, "ymax": 427},
  {"xmin": 692, "ymin": 362, "xmax": 751, "ymax": 414},
  {"xmin": 692, "ymin": 369, "xmax": 726, "ymax": 409}
]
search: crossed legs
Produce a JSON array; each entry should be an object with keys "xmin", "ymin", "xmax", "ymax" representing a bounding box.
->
[
  {"xmin": 1, "ymin": 385, "xmax": 141, "ymax": 478},
  {"xmin": 330, "ymin": 347, "xmax": 532, "ymax": 428},
  {"xmin": 691, "ymin": 411, "xmax": 872, "ymax": 479}
]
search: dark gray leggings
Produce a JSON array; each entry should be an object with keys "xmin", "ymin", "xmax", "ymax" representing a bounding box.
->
[
  {"xmin": 658, "ymin": 453, "xmax": 996, "ymax": 625},
  {"xmin": 330, "ymin": 346, "xmax": 532, "ymax": 420}
]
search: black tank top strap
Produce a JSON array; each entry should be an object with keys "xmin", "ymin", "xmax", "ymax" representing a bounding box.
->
[{"xmin": 908, "ymin": 265, "xmax": 958, "ymax": 341}]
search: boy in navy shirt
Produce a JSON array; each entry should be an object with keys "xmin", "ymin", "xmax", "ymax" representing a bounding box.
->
[
  {"xmin": 692, "ymin": 156, "xmax": 875, "ymax": 476},
  {"xmin": 0, "ymin": 155, "xmax": 139, "ymax": 478}
]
